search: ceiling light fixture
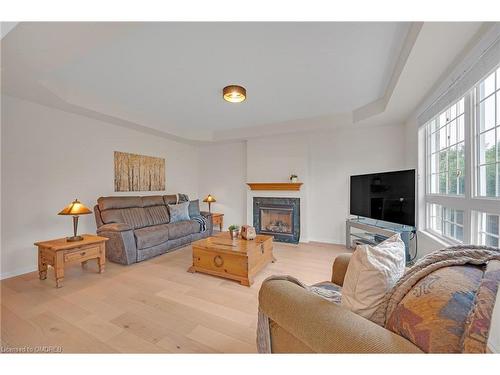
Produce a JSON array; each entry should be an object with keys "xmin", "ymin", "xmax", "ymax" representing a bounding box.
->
[{"xmin": 223, "ymin": 85, "xmax": 246, "ymax": 103}]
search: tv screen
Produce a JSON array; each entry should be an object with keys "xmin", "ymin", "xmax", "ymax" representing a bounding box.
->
[{"xmin": 350, "ymin": 169, "xmax": 415, "ymax": 227}]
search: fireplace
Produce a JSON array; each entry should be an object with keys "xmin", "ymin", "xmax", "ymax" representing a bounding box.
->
[{"xmin": 253, "ymin": 197, "xmax": 300, "ymax": 243}]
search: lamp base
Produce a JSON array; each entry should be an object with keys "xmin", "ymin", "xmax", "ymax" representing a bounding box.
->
[{"xmin": 66, "ymin": 235, "xmax": 84, "ymax": 242}]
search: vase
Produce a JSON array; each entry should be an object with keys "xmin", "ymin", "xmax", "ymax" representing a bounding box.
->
[
  {"xmin": 290, "ymin": 177, "xmax": 298, "ymax": 183},
  {"xmin": 229, "ymin": 229, "xmax": 239, "ymax": 240}
]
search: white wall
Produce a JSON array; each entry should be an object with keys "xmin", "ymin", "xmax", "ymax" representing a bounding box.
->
[
  {"xmin": 1, "ymin": 95, "xmax": 199, "ymax": 278},
  {"xmin": 244, "ymin": 125, "xmax": 407, "ymax": 244},
  {"xmin": 309, "ymin": 126, "xmax": 407, "ymax": 243},
  {"xmin": 197, "ymin": 141, "xmax": 247, "ymax": 230}
]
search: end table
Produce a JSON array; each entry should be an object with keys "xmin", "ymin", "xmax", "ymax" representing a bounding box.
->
[
  {"xmin": 211, "ymin": 212, "xmax": 224, "ymax": 231},
  {"xmin": 34, "ymin": 234, "xmax": 108, "ymax": 288}
]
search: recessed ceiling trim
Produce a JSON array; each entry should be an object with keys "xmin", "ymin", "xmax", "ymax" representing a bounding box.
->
[{"xmin": 352, "ymin": 22, "xmax": 423, "ymax": 123}]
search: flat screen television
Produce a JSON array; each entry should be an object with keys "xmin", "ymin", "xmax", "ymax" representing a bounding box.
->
[{"xmin": 350, "ymin": 169, "xmax": 415, "ymax": 227}]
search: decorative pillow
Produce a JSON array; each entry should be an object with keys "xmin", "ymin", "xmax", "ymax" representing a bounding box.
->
[
  {"xmin": 168, "ymin": 201, "xmax": 190, "ymax": 222},
  {"xmin": 178, "ymin": 193, "xmax": 189, "ymax": 203},
  {"xmin": 341, "ymin": 234, "xmax": 406, "ymax": 319},
  {"xmin": 188, "ymin": 199, "xmax": 201, "ymax": 218}
]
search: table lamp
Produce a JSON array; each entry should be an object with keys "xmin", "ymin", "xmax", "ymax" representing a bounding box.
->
[
  {"xmin": 58, "ymin": 199, "xmax": 92, "ymax": 242},
  {"xmin": 203, "ymin": 194, "xmax": 216, "ymax": 213}
]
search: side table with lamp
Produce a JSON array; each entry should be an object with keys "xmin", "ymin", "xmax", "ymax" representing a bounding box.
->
[
  {"xmin": 34, "ymin": 199, "xmax": 108, "ymax": 288},
  {"xmin": 203, "ymin": 194, "xmax": 224, "ymax": 231}
]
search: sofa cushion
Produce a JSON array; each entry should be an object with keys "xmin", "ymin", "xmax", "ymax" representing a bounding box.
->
[
  {"xmin": 168, "ymin": 201, "xmax": 190, "ymax": 223},
  {"xmin": 134, "ymin": 224, "xmax": 169, "ymax": 250},
  {"xmin": 163, "ymin": 194, "xmax": 178, "ymax": 205},
  {"xmin": 145, "ymin": 205, "xmax": 170, "ymax": 225},
  {"xmin": 142, "ymin": 195, "xmax": 165, "ymax": 207},
  {"xmin": 188, "ymin": 199, "xmax": 201, "ymax": 218},
  {"xmin": 100, "ymin": 207, "xmax": 151, "ymax": 229},
  {"xmin": 98, "ymin": 196, "xmax": 142, "ymax": 211},
  {"xmin": 167, "ymin": 220, "xmax": 200, "ymax": 239},
  {"xmin": 386, "ymin": 264, "xmax": 483, "ymax": 353}
]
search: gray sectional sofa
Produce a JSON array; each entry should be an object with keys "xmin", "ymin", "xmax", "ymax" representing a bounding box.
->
[{"xmin": 94, "ymin": 195, "xmax": 212, "ymax": 265}]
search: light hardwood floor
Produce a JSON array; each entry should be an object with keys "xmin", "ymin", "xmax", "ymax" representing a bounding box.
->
[{"xmin": 0, "ymin": 241, "xmax": 349, "ymax": 353}]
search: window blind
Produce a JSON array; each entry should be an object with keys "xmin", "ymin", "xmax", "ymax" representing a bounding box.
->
[{"xmin": 418, "ymin": 26, "xmax": 500, "ymax": 127}]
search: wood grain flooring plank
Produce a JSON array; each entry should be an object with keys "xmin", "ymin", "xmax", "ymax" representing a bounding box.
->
[{"xmin": 1, "ymin": 241, "xmax": 349, "ymax": 353}]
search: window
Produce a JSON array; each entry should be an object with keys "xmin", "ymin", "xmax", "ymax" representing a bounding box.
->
[
  {"xmin": 477, "ymin": 212, "xmax": 499, "ymax": 247},
  {"xmin": 427, "ymin": 98, "xmax": 466, "ymax": 195},
  {"xmin": 423, "ymin": 63, "xmax": 500, "ymax": 245},
  {"xmin": 476, "ymin": 68, "xmax": 500, "ymax": 197},
  {"xmin": 427, "ymin": 203, "xmax": 464, "ymax": 242}
]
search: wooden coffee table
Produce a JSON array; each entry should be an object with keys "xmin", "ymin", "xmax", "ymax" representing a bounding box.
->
[{"xmin": 188, "ymin": 232, "xmax": 275, "ymax": 286}]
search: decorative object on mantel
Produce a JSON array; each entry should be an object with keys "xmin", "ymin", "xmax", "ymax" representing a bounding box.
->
[
  {"xmin": 289, "ymin": 174, "xmax": 298, "ymax": 183},
  {"xmin": 114, "ymin": 151, "xmax": 165, "ymax": 192},
  {"xmin": 228, "ymin": 224, "xmax": 240, "ymax": 240},
  {"xmin": 241, "ymin": 225, "xmax": 256, "ymax": 240},
  {"xmin": 203, "ymin": 194, "xmax": 216, "ymax": 212},
  {"xmin": 58, "ymin": 199, "xmax": 92, "ymax": 242},
  {"xmin": 223, "ymin": 85, "xmax": 246, "ymax": 103},
  {"xmin": 246, "ymin": 182, "xmax": 303, "ymax": 191}
]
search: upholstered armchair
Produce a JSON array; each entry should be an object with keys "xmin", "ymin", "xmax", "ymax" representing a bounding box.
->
[{"xmin": 258, "ymin": 252, "xmax": 500, "ymax": 353}]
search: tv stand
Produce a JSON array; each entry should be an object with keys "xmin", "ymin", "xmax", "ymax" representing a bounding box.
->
[{"xmin": 346, "ymin": 217, "xmax": 415, "ymax": 263}]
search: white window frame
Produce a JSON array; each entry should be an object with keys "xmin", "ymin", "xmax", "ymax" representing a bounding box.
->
[
  {"xmin": 474, "ymin": 211, "xmax": 500, "ymax": 246},
  {"xmin": 473, "ymin": 67, "xmax": 500, "ymax": 198},
  {"xmin": 422, "ymin": 64, "xmax": 500, "ymax": 245}
]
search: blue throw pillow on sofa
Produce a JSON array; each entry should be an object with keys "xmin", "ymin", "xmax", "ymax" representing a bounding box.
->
[
  {"xmin": 168, "ymin": 201, "xmax": 190, "ymax": 222},
  {"xmin": 188, "ymin": 199, "xmax": 201, "ymax": 218}
]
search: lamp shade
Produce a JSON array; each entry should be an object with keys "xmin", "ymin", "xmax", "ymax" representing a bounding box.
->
[
  {"xmin": 58, "ymin": 199, "xmax": 92, "ymax": 216},
  {"xmin": 203, "ymin": 194, "xmax": 216, "ymax": 203}
]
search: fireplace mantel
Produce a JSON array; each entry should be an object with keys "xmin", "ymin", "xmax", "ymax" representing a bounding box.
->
[{"xmin": 246, "ymin": 182, "xmax": 303, "ymax": 191}]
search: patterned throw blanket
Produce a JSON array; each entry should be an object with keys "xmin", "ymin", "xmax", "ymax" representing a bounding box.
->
[
  {"xmin": 370, "ymin": 245, "xmax": 500, "ymax": 353},
  {"xmin": 191, "ymin": 215, "xmax": 208, "ymax": 232},
  {"xmin": 371, "ymin": 245, "xmax": 500, "ymax": 326}
]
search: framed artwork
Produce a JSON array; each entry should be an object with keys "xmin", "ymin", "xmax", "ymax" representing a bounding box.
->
[{"xmin": 114, "ymin": 151, "xmax": 165, "ymax": 192}]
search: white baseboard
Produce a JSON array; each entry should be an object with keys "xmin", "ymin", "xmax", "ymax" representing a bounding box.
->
[
  {"xmin": 307, "ymin": 237, "xmax": 343, "ymax": 245},
  {"xmin": 0, "ymin": 265, "xmax": 37, "ymax": 280}
]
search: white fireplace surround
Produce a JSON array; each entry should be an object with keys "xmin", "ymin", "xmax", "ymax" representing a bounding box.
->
[{"xmin": 246, "ymin": 188, "xmax": 309, "ymax": 243}]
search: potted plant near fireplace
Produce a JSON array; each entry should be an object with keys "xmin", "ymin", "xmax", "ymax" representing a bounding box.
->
[{"xmin": 228, "ymin": 225, "xmax": 240, "ymax": 240}]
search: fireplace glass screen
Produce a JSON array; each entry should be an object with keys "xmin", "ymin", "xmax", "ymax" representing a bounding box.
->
[
  {"xmin": 259, "ymin": 207, "xmax": 293, "ymax": 235},
  {"xmin": 253, "ymin": 197, "xmax": 300, "ymax": 244}
]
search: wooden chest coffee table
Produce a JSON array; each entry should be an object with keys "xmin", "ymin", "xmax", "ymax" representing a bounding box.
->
[{"xmin": 188, "ymin": 232, "xmax": 275, "ymax": 286}]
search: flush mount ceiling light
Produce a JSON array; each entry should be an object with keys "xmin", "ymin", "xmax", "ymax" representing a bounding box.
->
[{"xmin": 223, "ymin": 85, "xmax": 246, "ymax": 103}]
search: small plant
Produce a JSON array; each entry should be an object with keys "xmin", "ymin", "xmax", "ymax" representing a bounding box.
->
[
  {"xmin": 228, "ymin": 224, "xmax": 240, "ymax": 239},
  {"xmin": 290, "ymin": 174, "xmax": 298, "ymax": 182}
]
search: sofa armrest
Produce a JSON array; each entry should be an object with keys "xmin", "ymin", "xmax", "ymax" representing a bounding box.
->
[
  {"xmin": 97, "ymin": 223, "xmax": 132, "ymax": 232},
  {"xmin": 331, "ymin": 253, "xmax": 352, "ymax": 286},
  {"xmin": 200, "ymin": 211, "xmax": 212, "ymax": 218},
  {"xmin": 259, "ymin": 279, "xmax": 422, "ymax": 353},
  {"xmin": 97, "ymin": 223, "xmax": 136, "ymax": 265}
]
